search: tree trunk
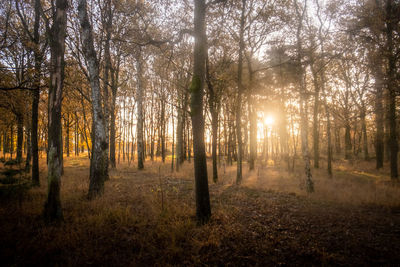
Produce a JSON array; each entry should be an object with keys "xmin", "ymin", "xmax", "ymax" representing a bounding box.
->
[
  {"xmin": 171, "ymin": 106, "xmax": 174, "ymax": 172},
  {"xmin": 360, "ymin": 108, "xmax": 369, "ymax": 160},
  {"xmin": 345, "ymin": 120, "xmax": 352, "ymax": 160},
  {"xmin": 110, "ymin": 102, "xmax": 116, "ymax": 167},
  {"xmin": 161, "ymin": 98, "xmax": 166, "ymax": 163},
  {"xmin": 191, "ymin": 0, "xmax": 211, "ymax": 223},
  {"xmin": 236, "ymin": 0, "xmax": 246, "ymax": 184},
  {"xmin": 374, "ymin": 56, "xmax": 384, "ymax": 169},
  {"xmin": 326, "ymin": 104, "xmax": 332, "ymax": 177},
  {"xmin": 205, "ymin": 56, "xmax": 218, "ymax": 182},
  {"xmin": 103, "ymin": 0, "xmax": 112, "ymax": 171},
  {"xmin": 10, "ymin": 123, "xmax": 13, "ymax": 160},
  {"xmin": 65, "ymin": 113, "xmax": 70, "ymax": 157},
  {"xmin": 295, "ymin": 0, "xmax": 313, "ymax": 193},
  {"xmin": 78, "ymin": 0, "xmax": 109, "ymax": 199},
  {"xmin": 75, "ymin": 113, "xmax": 79, "ymax": 156},
  {"xmin": 31, "ymin": 0, "xmax": 41, "ymax": 185},
  {"xmin": 25, "ymin": 127, "xmax": 31, "ymax": 172},
  {"xmin": 110, "ymin": 55, "xmax": 120, "ymax": 168},
  {"xmin": 312, "ymin": 82, "xmax": 320, "ymax": 168},
  {"xmin": 16, "ymin": 114, "xmax": 23, "ymax": 163},
  {"xmin": 136, "ymin": 49, "xmax": 145, "ymax": 170},
  {"xmin": 176, "ymin": 104, "xmax": 183, "ymax": 171},
  {"xmin": 247, "ymin": 59, "xmax": 257, "ymax": 171},
  {"xmin": 386, "ymin": 0, "xmax": 398, "ymax": 180},
  {"xmin": 43, "ymin": 0, "xmax": 68, "ymax": 222}
]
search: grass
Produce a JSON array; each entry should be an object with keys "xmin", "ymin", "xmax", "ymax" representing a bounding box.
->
[{"xmin": 0, "ymin": 155, "xmax": 399, "ymax": 266}]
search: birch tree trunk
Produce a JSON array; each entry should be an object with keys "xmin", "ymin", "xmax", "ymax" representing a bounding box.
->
[
  {"xmin": 43, "ymin": 0, "xmax": 68, "ymax": 222},
  {"xmin": 78, "ymin": 0, "xmax": 109, "ymax": 199},
  {"xmin": 295, "ymin": 0, "xmax": 314, "ymax": 193}
]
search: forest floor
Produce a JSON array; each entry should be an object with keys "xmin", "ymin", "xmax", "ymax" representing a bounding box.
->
[{"xmin": 1, "ymin": 154, "xmax": 400, "ymax": 266}]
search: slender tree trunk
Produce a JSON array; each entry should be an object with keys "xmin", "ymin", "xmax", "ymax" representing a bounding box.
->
[
  {"xmin": 324, "ymin": 98, "xmax": 332, "ymax": 177},
  {"xmin": 334, "ymin": 119, "xmax": 341, "ymax": 155},
  {"xmin": 176, "ymin": 104, "xmax": 183, "ymax": 171},
  {"xmin": 312, "ymin": 84, "xmax": 320, "ymax": 168},
  {"xmin": 78, "ymin": 0, "xmax": 109, "ymax": 199},
  {"xmin": 247, "ymin": 61, "xmax": 257, "ymax": 171},
  {"xmin": 191, "ymin": 0, "xmax": 211, "ymax": 223},
  {"xmin": 75, "ymin": 113, "xmax": 79, "ymax": 156},
  {"xmin": 122, "ymin": 99, "xmax": 125, "ymax": 161},
  {"xmin": 295, "ymin": 0, "xmax": 313, "ymax": 193},
  {"xmin": 236, "ymin": 0, "xmax": 246, "ymax": 184},
  {"xmin": 360, "ymin": 108, "xmax": 369, "ymax": 160},
  {"xmin": 136, "ymin": 49, "xmax": 144, "ymax": 170},
  {"xmin": 187, "ymin": 118, "xmax": 191, "ymax": 163},
  {"xmin": 384, "ymin": 96, "xmax": 390, "ymax": 161},
  {"xmin": 25, "ymin": 127, "xmax": 31, "ymax": 172},
  {"xmin": 205, "ymin": 56, "xmax": 218, "ymax": 182},
  {"xmin": 345, "ymin": 119, "xmax": 352, "ymax": 160},
  {"xmin": 171, "ymin": 106, "xmax": 174, "ymax": 172},
  {"xmin": 374, "ymin": 57, "xmax": 384, "ymax": 169},
  {"xmin": 31, "ymin": 0, "xmax": 41, "ymax": 185},
  {"xmin": 65, "ymin": 113, "xmax": 70, "ymax": 157},
  {"xmin": 110, "ymin": 103, "xmax": 116, "ymax": 167},
  {"xmin": 109, "ymin": 56, "xmax": 120, "ymax": 168},
  {"xmin": 16, "ymin": 114, "xmax": 23, "ymax": 163},
  {"xmin": 386, "ymin": 0, "xmax": 398, "ymax": 180},
  {"xmin": 103, "ymin": 0, "xmax": 112, "ymax": 172},
  {"xmin": 3, "ymin": 131, "xmax": 7, "ymax": 160},
  {"xmin": 161, "ymin": 98, "xmax": 166, "ymax": 163},
  {"xmin": 10, "ymin": 124, "xmax": 13, "ymax": 160},
  {"xmin": 43, "ymin": 0, "xmax": 68, "ymax": 222}
]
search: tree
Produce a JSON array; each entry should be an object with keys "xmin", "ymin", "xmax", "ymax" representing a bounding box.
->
[
  {"xmin": 235, "ymin": 0, "xmax": 246, "ymax": 184},
  {"xmin": 78, "ymin": 0, "xmax": 109, "ymax": 199},
  {"xmin": 294, "ymin": 0, "xmax": 314, "ymax": 193},
  {"xmin": 190, "ymin": 0, "xmax": 211, "ymax": 223},
  {"xmin": 43, "ymin": 0, "xmax": 68, "ymax": 222},
  {"xmin": 136, "ymin": 48, "xmax": 145, "ymax": 170}
]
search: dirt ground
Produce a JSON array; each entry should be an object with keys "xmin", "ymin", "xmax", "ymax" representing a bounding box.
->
[{"xmin": 1, "ymin": 155, "xmax": 400, "ymax": 266}]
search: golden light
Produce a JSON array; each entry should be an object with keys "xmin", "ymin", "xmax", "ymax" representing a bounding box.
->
[{"xmin": 264, "ymin": 116, "xmax": 275, "ymax": 126}]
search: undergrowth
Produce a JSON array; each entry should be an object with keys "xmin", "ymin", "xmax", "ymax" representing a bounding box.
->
[{"xmin": 0, "ymin": 155, "xmax": 399, "ymax": 266}]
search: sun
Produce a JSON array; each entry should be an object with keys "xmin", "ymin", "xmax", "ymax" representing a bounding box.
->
[{"xmin": 264, "ymin": 115, "xmax": 275, "ymax": 126}]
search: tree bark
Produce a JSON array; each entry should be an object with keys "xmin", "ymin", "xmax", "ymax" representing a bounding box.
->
[
  {"xmin": 136, "ymin": 49, "xmax": 145, "ymax": 170},
  {"xmin": 236, "ymin": 0, "xmax": 246, "ymax": 184},
  {"xmin": 386, "ymin": 0, "xmax": 398, "ymax": 180},
  {"xmin": 102, "ymin": 0, "xmax": 112, "ymax": 173},
  {"xmin": 176, "ymin": 104, "xmax": 183, "ymax": 171},
  {"xmin": 374, "ymin": 56, "xmax": 384, "ymax": 169},
  {"xmin": 65, "ymin": 113, "xmax": 70, "ymax": 157},
  {"xmin": 360, "ymin": 108, "xmax": 369, "ymax": 160},
  {"xmin": 191, "ymin": 0, "xmax": 211, "ymax": 223},
  {"xmin": 247, "ymin": 59, "xmax": 257, "ymax": 171},
  {"xmin": 295, "ymin": 0, "xmax": 313, "ymax": 193},
  {"xmin": 16, "ymin": 114, "xmax": 23, "ymax": 163},
  {"xmin": 205, "ymin": 56, "xmax": 218, "ymax": 182},
  {"xmin": 344, "ymin": 120, "xmax": 352, "ymax": 160},
  {"xmin": 312, "ymin": 73, "xmax": 320, "ymax": 168},
  {"xmin": 78, "ymin": 0, "xmax": 109, "ymax": 199},
  {"xmin": 43, "ymin": 0, "xmax": 68, "ymax": 222},
  {"xmin": 25, "ymin": 127, "xmax": 31, "ymax": 172}
]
